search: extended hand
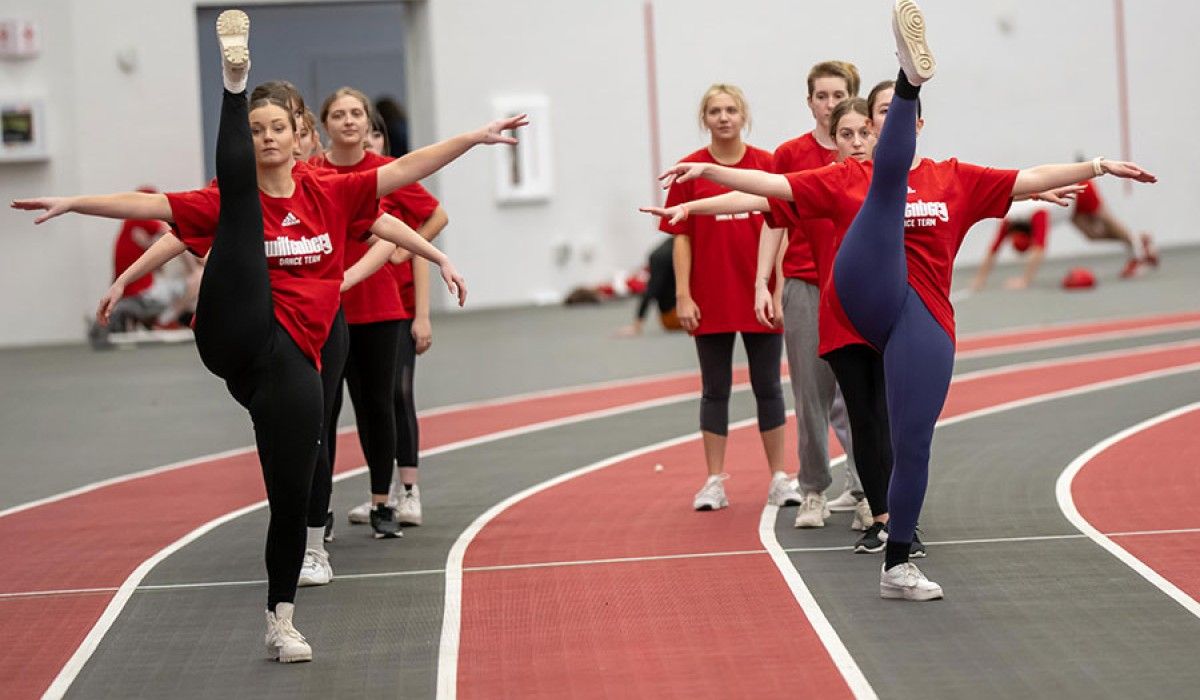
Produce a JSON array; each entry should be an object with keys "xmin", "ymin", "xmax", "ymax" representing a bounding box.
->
[
  {"xmin": 1102, "ymin": 159, "xmax": 1157, "ymax": 183},
  {"xmin": 441, "ymin": 262, "xmax": 468, "ymax": 306},
  {"xmin": 637, "ymin": 205, "xmax": 687, "ymax": 226},
  {"xmin": 11, "ymin": 197, "xmax": 73, "ymax": 224},
  {"xmin": 478, "ymin": 114, "xmax": 530, "ymax": 145},
  {"xmin": 658, "ymin": 162, "xmax": 708, "ymax": 190}
]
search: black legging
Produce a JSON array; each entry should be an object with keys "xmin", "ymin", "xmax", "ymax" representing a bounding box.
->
[
  {"xmin": 322, "ymin": 319, "xmax": 402, "ymax": 497},
  {"xmin": 198, "ymin": 90, "xmax": 323, "ymax": 611},
  {"xmin": 694, "ymin": 332, "xmax": 786, "ymax": 435},
  {"xmin": 825, "ymin": 344, "xmax": 893, "ymax": 517},
  {"xmin": 394, "ymin": 319, "xmax": 419, "ymax": 470},
  {"xmin": 636, "ymin": 237, "xmax": 676, "ymax": 321},
  {"xmin": 306, "ymin": 309, "xmax": 348, "ymax": 528}
]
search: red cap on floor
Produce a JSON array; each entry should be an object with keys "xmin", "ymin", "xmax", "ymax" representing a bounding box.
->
[{"xmin": 1062, "ymin": 267, "xmax": 1097, "ymax": 290}]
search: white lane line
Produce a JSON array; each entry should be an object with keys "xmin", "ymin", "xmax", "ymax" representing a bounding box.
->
[
  {"xmin": 952, "ymin": 336, "xmax": 1200, "ymax": 384},
  {"xmin": 1056, "ymin": 401, "xmax": 1200, "ymax": 621},
  {"xmin": 956, "ymin": 320, "xmax": 1200, "ymax": 360},
  {"xmin": 759, "ymin": 504, "xmax": 877, "ymax": 699},
  {"xmin": 14, "ymin": 527, "xmax": 1200, "ymax": 602}
]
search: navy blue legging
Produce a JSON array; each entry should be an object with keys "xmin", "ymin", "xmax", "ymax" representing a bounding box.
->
[{"xmin": 831, "ymin": 84, "xmax": 954, "ymax": 549}]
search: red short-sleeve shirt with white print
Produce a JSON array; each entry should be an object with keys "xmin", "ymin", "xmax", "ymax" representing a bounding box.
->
[
  {"xmin": 309, "ymin": 151, "xmax": 412, "ymax": 325},
  {"xmin": 660, "ymin": 146, "xmax": 781, "ymax": 336},
  {"xmin": 383, "ymin": 182, "xmax": 441, "ymax": 317},
  {"xmin": 766, "ymin": 132, "xmax": 837, "ymax": 284},
  {"xmin": 166, "ymin": 166, "xmax": 381, "ymax": 368},
  {"xmin": 785, "ymin": 158, "xmax": 1018, "ymax": 349}
]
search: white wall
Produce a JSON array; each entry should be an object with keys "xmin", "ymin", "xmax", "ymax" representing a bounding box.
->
[{"xmin": 0, "ymin": 0, "xmax": 1194, "ymax": 347}]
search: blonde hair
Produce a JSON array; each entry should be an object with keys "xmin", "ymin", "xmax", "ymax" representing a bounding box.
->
[
  {"xmin": 319, "ymin": 86, "xmax": 374, "ymax": 126},
  {"xmin": 806, "ymin": 61, "xmax": 860, "ymax": 98},
  {"xmin": 698, "ymin": 83, "xmax": 751, "ymax": 133}
]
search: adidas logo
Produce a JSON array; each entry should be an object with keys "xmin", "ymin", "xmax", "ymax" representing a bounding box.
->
[
  {"xmin": 907, "ymin": 187, "xmax": 917, "ymax": 194},
  {"xmin": 281, "ymin": 212, "xmax": 301, "ymax": 227}
]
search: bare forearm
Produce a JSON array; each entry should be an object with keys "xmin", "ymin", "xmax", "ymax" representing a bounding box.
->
[
  {"xmin": 413, "ymin": 257, "xmax": 431, "ymax": 319},
  {"xmin": 1012, "ymin": 163, "xmax": 1094, "ymax": 198},
  {"xmin": 417, "ymin": 206, "xmax": 448, "ymax": 242},
  {"xmin": 756, "ymin": 225, "xmax": 785, "ymax": 287},
  {"xmin": 686, "ymin": 190, "xmax": 770, "ymax": 217},
  {"xmin": 73, "ymin": 192, "xmax": 173, "ymax": 221},
  {"xmin": 343, "ymin": 237, "xmax": 397, "ymax": 290},
  {"xmin": 118, "ymin": 235, "xmax": 187, "ymax": 286},
  {"xmin": 370, "ymin": 213, "xmax": 449, "ymax": 266},
  {"xmin": 376, "ymin": 134, "xmax": 478, "ymax": 196},
  {"xmin": 673, "ymin": 236, "xmax": 692, "ymax": 299},
  {"xmin": 701, "ymin": 166, "xmax": 791, "ymax": 200}
]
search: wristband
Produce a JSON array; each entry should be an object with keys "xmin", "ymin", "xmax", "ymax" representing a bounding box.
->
[{"xmin": 1091, "ymin": 156, "xmax": 1105, "ymax": 177}]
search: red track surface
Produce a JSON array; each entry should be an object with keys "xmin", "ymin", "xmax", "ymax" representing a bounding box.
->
[
  {"xmin": 0, "ymin": 313, "xmax": 1196, "ymax": 698},
  {"xmin": 1071, "ymin": 406, "xmax": 1200, "ymax": 599},
  {"xmin": 456, "ymin": 341, "xmax": 1200, "ymax": 698}
]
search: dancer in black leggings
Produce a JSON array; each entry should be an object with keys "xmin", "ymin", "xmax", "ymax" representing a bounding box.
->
[{"xmin": 12, "ymin": 8, "xmax": 525, "ymax": 661}]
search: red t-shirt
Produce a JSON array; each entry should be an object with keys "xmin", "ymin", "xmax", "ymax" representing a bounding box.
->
[
  {"xmin": 660, "ymin": 146, "xmax": 781, "ymax": 336},
  {"xmin": 383, "ymin": 182, "xmax": 441, "ymax": 317},
  {"xmin": 766, "ymin": 132, "xmax": 836, "ymax": 284},
  {"xmin": 1075, "ymin": 179, "xmax": 1102, "ymax": 215},
  {"xmin": 113, "ymin": 219, "xmax": 162, "ymax": 297},
  {"xmin": 989, "ymin": 208, "xmax": 1049, "ymax": 254},
  {"xmin": 785, "ymin": 158, "xmax": 1018, "ymax": 349},
  {"xmin": 166, "ymin": 167, "xmax": 381, "ymax": 368},
  {"xmin": 309, "ymin": 151, "xmax": 410, "ymax": 325}
]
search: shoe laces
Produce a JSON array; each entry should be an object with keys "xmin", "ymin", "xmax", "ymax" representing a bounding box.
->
[
  {"xmin": 801, "ymin": 493, "xmax": 823, "ymax": 510},
  {"xmin": 698, "ymin": 474, "xmax": 728, "ymax": 498},
  {"xmin": 274, "ymin": 616, "xmax": 307, "ymax": 644}
]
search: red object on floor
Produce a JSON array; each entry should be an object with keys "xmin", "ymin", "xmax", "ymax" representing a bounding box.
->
[
  {"xmin": 1063, "ymin": 266, "xmax": 1098, "ymax": 289},
  {"xmin": 1071, "ymin": 407, "xmax": 1200, "ymax": 599}
]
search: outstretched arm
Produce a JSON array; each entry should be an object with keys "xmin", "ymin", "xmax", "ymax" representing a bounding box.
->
[
  {"xmin": 1012, "ymin": 158, "xmax": 1155, "ymax": 199},
  {"xmin": 375, "ymin": 115, "xmax": 529, "ymax": 197},
  {"xmin": 341, "ymin": 237, "xmax": 398, "ymax": 292},
  {"xmin": 370, "ymin": 213, "xmax": 466, "ymax": 306},
  {"xmin": 11, "ymin": 192, "xmax": 172, "ymax": 225},
  {"xmin": 97, "ymin": 234, "xmax": 188, "ymax": 323},
  {"xmin": 639, "ymin": 190, "xmax": 769, "ymax": 226},
  {"xmin": 390, "ymin": 205, "xmax": 449, "ymax": 265},
  {"xmin": 660, "ymin": 162, "xmax": 791, "ymax": 200}
]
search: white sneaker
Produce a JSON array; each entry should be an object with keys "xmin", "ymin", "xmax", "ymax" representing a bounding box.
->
[
  {"xmin": 265, "ymin": 602, "xmax": 312, "ymax": 663},
  {"xmin": 693, "ymin": 474, "xmax": 729, "ymax": 511},
  {"xmin": 826, "ymin": 488, "xmax": 859, "ymax": 512},
  {"xmin": 396, "ymin": 486, "xmax": 422, "ymax": 526},
  {"xmin": 892, "ymin": 0, "xmax": 935, "ymax": 85},
  {"xmin": 298, "ymin": 548, "xmax": 332, "ymax": 587},
  {"xmin": 851, "ymin": 498, "xmax": 873, "ymax": 531},
  {"xmin": 767, "ymin": 474, "xmax": 803, "ymax": 507},
  {"xmin": 215, "ymin": 9, "xmax": 251, "ymax": 92},
  {"xmin": 880, "ymin": 562, "xmax": 943, "ymax": 601},
  {"xmin": 794, "ymin": 492, "xmax": 828, "ymax": 528},
  {"xmin": 348, "ymin": 492, "xmax": 399, "ymax": 525}
]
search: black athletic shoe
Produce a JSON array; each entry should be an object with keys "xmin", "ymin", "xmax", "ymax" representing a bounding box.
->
[
  {"xmin": 910, "ymin": 528, "xmax": 926, "ymax": 558},
  {"xmin": 323, "ymin": 511, "xmax": 335, "ymax": 542},
  {"xmin": 854, "ymin": 522, "xmax": 888, "ymax": 553},
  {"xmin": 369, "ymin": 504, "xmax": 403, "ymax": 539}
]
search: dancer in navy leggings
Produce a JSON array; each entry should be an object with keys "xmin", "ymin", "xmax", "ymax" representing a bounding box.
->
[{"xmin": 653, "ymin": 0, "xmax": 1157, "ymax": 600}]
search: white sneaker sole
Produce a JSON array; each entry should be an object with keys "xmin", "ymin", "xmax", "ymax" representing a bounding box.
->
[
  {"xmin": 794, "ymin": 516, "xmax": 825, "ymax": 528},
  {"xmin": 268, "ymin": 646, "xmax": 313, "ymax": 663},
  {"xmin": 880, "ymin": 583, "xmax": 943, "ymax": 601},
  {"xmin": 893, "ymin": 0, "xmax": 935, "ymax": 82},
  {"xmin": 216, "ymin": 10, "xmax": 250, "ymax": 68},
  {"xmin": 298, "ymin": 572, "xmax": 331, "ymax": 587}
]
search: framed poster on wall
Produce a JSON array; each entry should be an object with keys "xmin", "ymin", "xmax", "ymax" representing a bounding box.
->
[{"xmin": 492, "ymin": 94, "xmax": 551, "ymax": 204}]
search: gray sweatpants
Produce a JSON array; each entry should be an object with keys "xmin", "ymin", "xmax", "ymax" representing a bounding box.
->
[{"xmin": 782, "ymin": 278, "xmax": 860, "ymax": 495}]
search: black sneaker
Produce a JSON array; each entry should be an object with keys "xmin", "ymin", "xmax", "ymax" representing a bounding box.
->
[
  {"xmin": 369, "ymin": 504, "xmax": 403, "ymax": 539},
  {"xmin": 323, "ymin": 511, "xmax": 335, "ymax": 542},
  {"xmin": 910, "ymin": 528, "xmax": 926, "ymax": 558},
  {"xmin": 854, "ymin": 522, "xmax": 888, "ymax": 553}
]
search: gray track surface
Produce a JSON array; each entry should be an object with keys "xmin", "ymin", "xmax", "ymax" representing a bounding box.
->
[{"xmin": 1, "ymin": 246, "xmax": 1196, "ymax": 699}]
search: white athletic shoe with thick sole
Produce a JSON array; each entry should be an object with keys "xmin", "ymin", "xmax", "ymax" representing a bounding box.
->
[
  {"xmin": 826, "ymin": 488, "xmax": 859, "ymax": 512},
  {"xmin": 693, "ymin": 474, "xmax": 729, "ymax": 511},
  {"xmin": 767, "ymin": 474, "xmax": 803, "ymax": 507},
  {"xmin": 880, "ymin": 562, "xmax": 943, "ymax": 601},
  {"xmin": 794, "ymin": 492, "xmax": 828, "ymax": 528},
  {"xmin": 216, "ymin": 9, "xmax": 250, "ymax": 89},
  {"xmin": 265, "ymin": 602, "xmax": 312, "ymax": 663},
  {"xmin": 851, "ymin": 498, "xmax": 873, "ymax": 531},
  {"xmin": 396, "ymin": 486, "xmax": 423, "ymax": 526},
  {"xmin": 298, "ymin": 548, "xmax": 332, "ymax": 587},
  {"xmin": 892, "ymin": 0, "xmax": 935, "ymax": 85}
]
